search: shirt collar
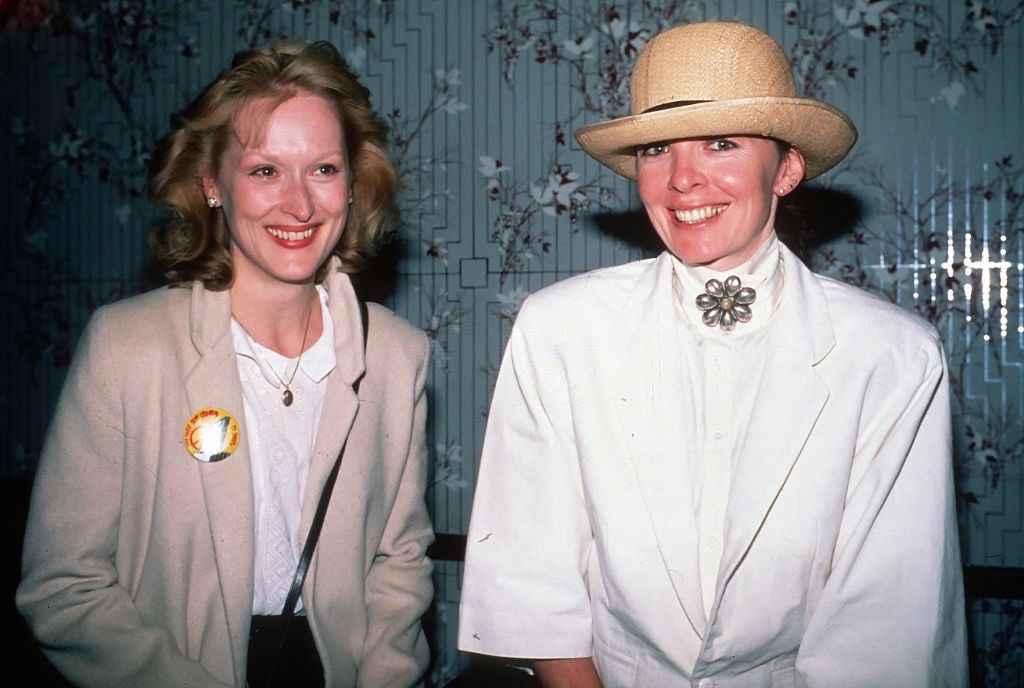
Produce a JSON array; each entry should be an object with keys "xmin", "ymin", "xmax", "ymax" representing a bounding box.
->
[
  {"xmin": 231, "ymin": 285, "xmax": 337, "ymax": 387},
  {"xmin": 670, "ymin": 231, "xmax": 785, "ymax": 338}
]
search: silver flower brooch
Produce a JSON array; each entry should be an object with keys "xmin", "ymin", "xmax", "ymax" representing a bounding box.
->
[{"xmin": 695, "ymin": 276, "xmax": 756, "ymax": 332}]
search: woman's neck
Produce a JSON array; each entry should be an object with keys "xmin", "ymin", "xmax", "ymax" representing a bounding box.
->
[{"xmin": 230, "ymin": 278, "xmax": 324, "ymax": 357}]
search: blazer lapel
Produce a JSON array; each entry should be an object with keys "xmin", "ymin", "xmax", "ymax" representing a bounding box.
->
[
  {"xmin": 300, "ymin": 265, "xmax": 365, "ymax": 544},
  {"xmin": 712, "ymin": 247, "xmax": 836, "ymax": 615},
  {"xmin": 615, "ymin": 254, "xmax": 708, "ymax": 638},
  {"xmin": 184, "ymin": 283, "xmax": 254, "ymax": 683}
]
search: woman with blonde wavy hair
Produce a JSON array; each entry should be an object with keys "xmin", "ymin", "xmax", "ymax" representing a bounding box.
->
[{"xmin": 18, "ymin": 40, "xmax": 433, "ymax": 688}]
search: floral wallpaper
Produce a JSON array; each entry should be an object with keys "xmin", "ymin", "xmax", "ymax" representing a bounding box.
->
[{"xmin": 2, "ymin": 1, "xmax": 1022, "ymax": 685}]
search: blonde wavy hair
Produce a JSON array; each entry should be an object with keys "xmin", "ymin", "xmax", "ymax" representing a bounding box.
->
[{"xmin": 150, "ymin": 40, "xmax": 397, "ymax": 289}]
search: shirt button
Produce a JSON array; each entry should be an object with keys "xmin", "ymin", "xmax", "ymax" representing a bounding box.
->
[
  {"xmin": 713, "ymin": 431, "xmax": 723, "ymax": 441},
  {"xmin": 705, "ymin": 536, "xmax": 720, "ymax": 550},
  {"xmin": 696, "ymin": 678, "xmax": 715, "ymax": 688}
]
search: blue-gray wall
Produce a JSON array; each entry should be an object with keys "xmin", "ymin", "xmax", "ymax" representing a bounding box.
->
[{"xmin": 2, "ymin": 1, "xmax": 1021, "ymax": 684}]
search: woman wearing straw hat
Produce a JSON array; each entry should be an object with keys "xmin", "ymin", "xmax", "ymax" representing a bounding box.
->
[{"xmin": 459, "ymin": 21, "xmax": 967, "ymax": 688}]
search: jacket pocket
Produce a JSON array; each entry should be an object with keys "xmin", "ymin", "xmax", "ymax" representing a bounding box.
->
[
  {"xmin": 592, "ymin": 635, "xmax": 638, "ymax": 688},
  {"xmin": 771, "ymin": 653, "xmax": 797, "ymax": 687}
]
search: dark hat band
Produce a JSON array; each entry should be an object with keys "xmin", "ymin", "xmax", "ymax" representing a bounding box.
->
[{"xmin": 642, "ymin": 99, "xmax": 708, "ymax": 114}]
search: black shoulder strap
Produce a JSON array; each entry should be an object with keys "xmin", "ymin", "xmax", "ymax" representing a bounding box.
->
[{"xmin": 269, "ymin": 298, "xmax": 369, "ymax": 684}]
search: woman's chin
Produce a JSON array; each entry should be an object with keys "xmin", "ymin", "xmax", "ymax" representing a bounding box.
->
[
  {"xmin": 236, "ymin": 263, "xmax": 323, "ymax": 289},
  {"xmin": 669, "ymin": 244, "xmax": 726, "ymax": 268}
]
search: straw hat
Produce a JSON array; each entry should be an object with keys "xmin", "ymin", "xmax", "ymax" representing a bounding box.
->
[{"xmin": 575, "ymin": 21, "xmax": 857, "ymax": 180}]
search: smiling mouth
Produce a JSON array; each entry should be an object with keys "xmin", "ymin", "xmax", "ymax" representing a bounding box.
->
[
  {"xmin": 266, "ymin": 226, "xmax": 317, "ymax": 241},
  {"xmin": 673, "ymin": 205, "xmax": 728, "ymax": 223}
]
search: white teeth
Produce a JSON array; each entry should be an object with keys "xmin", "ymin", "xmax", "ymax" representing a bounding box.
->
[
  {"xmin": 673, "ymin": 205, "xmax": 727, "ymax": 223},
  {"xmin": 267, "ymin": 227, "xmax": 316, "ymax": 240}
]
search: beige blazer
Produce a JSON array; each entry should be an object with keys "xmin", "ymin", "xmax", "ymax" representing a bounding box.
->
[
  {"xmin": 17, "ymin": 262, "xmax": 434, "ymax": 688},
  {"xmin": 459, "ymin": 245, "xmax": 967, "ymax": 687}
]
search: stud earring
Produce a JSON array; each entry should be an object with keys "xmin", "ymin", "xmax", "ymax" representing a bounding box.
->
[
  {"xmin": 207, "ymin": 197, "xmax": 219, "ymax": 208},
  {"xmin": 348, "ymin": 195, "xmax": 354, "ymax": 205}
]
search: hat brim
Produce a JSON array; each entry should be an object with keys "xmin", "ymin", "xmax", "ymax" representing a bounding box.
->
[{"xmin": 574, "ymin": 97, "xmax": 857, "ymax": 180}]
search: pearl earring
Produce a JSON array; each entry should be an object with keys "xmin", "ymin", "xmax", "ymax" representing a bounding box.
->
[{"xmin": 207, "ymin": 197, "xmax": 219, "ymax": 208}]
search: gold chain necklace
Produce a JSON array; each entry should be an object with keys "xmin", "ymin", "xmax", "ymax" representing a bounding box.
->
[{"xmin": 238, "ymin": 294, "xmax": 315, "ymax": 407}]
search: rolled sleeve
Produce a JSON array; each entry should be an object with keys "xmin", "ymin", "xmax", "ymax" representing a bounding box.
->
[{"xmin": 459, "ymin": 305, "xmax": 594, "ymax": 659}]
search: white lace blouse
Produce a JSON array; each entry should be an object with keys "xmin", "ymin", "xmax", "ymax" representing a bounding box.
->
[{"xmin": 231, "ymin": 286, "xmax": 337, "ymax": 615}]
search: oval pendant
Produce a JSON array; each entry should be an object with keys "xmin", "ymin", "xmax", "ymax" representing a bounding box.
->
[{"xmin": 282, "ymin": 389, "xmax": 294, "ymax": 407}]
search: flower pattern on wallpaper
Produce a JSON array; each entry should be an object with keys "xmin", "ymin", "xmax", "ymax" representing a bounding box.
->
[
  {"xmin": 476, "ymin": 4, "xmax": 1023, "ymax": 682},
  {"xmin": 419, "ymin": 284, "xmax": 467, "ymax": 373},
  {"xmin": 495, "ymin": 285, "xmax": 532, "ymax": 323},
  {"xmin": 479, "ymin": 149, "xmax": 616, "ymax": 283},
  {"xmin": 786, "ymin": 0, "xmax": 1024, "ymax": 98},
  {"xmin": 4, "ymin": 2, "xmax": 1024, "ymax": 684},
  {"xmin": 484, "ymin": 0, "xmax": 702, "ymax": 118},
  {"xmin": 478, "ymin": 0, "xmax": 692, "ymax": 287},
  {"xmin": 818, "ymin": 151, "xmax": 1024, "ymax": 512},
  {"xmin": 236, "ymin": 0, "xmax": 396, "ymax": 48},
  {"xmin": 390, "ymin": 67, "xmax": 466, "ymax": 229},
  {"xmin": 432, "ymin": 441, "xmax": 469, "ymax": 491},
  {"xmin": 972, "ymin": 599, "xmax": 1024, "ymax": 688},
  {"xmin": 6, "ymin": 1, "xmax": 200, "ymax": 372}
]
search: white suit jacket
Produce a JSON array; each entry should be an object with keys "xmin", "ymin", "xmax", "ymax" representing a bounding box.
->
[{"xmin": 459, "ymin": 246, "xmax": 967, "ymax": 688}]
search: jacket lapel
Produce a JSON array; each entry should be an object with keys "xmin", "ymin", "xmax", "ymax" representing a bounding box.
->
[
  {"xmin": 182, "ymin": 264, "xmax": 366, "ymax": 675},
  {"xmin": 300, "ymin": 266, "xmax": 365, "ymax": 535},
  {"xmin": 184, "ymin": 283, "xmax": 254, "ymax": 683},
  {"xmin": 711, "ymin": 247, "xmax": 836, "ymax": 616},
  {"xmin": 615, "ymin": 254, "xmax": 709, "ymax": 638}
]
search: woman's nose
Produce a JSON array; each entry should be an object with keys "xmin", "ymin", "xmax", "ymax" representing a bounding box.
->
[
  {"xmin": 667, "ymin": 148, "xmax": 704, "ymax": 193},
  {"xmin": 281, "ymin": 178, "xmax": 315, "ymax": 221}
]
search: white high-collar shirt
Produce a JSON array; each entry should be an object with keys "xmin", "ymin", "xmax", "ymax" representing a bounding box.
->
[
  {"xmin": 460, "ymin": 236, "xmax": 966, "ymax": 686},
  {"xmin": 669, "ymin": 233, "xmax": 785, "ymax": 661},
  {"xmin": 231, "ymin": 285, "xmax": 337, "ymax": 615}
]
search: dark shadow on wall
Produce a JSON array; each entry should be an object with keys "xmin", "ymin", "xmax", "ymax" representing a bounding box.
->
[
  {"xmin": 353, "ymin": 229, "xmax": 405, "ymax": 305},
  {"xmin": 776, "ymin": 185, "xmax": 865, "ymax": 263},
  {"xmin": 588, "ymin": 185, "xmax": 865, "ymax": 264},
  {"xmin": 589, "ymin": 208, "xmax": 663, "ymax": 256},
  {"xmin": 3, "ymin": 477, "xmax": 73, "ymax": 688}
]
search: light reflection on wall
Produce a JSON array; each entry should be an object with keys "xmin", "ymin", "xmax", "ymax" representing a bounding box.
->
[{"xmin": 866, "ymin": 222, "xmax": 1021, "ymax": 342}]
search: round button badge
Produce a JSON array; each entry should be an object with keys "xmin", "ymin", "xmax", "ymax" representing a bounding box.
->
[{"xmin": 184, "ymin": 407, "xmax": 240, "ymax": 462}]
